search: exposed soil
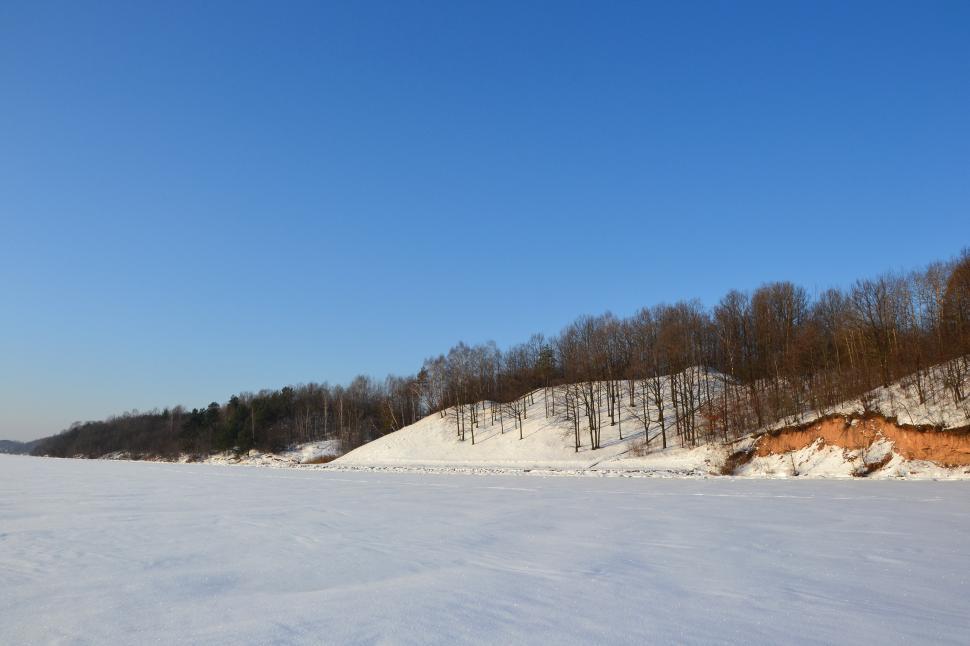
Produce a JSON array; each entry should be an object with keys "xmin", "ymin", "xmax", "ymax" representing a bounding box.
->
[
  {"xmin": 756, "ymin": 415, "xmax": 970, "ymax": 467},
  {"xmin": 721, "ymin": 447, "xmax": 756, "ymax": 475}
]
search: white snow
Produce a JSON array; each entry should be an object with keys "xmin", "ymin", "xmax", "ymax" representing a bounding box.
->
[
  {"xmin": 202, "ymin": 440, "xmax": 342, "ymax": 467},
  {"xmin": 2, "ymin": 455, "xmax": 969, "ymax": 644},
  {"xmin": 335, "ymin": 373, "xmax": 723, "ymax": 474}
]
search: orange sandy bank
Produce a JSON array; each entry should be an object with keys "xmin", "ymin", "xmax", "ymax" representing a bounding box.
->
[{"xmin": 756, "ymin": 415, "xmax": 970, "ymax": 467}]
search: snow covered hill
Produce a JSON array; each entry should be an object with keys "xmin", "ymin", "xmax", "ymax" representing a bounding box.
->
[
  {"xmin": 765, "ymin": 357, "xmax": 970, "ymax": 432},
  {"xmin": 69, "ymin": 362, "xmax": 970, "ymax": 479},
  {"xmin": 335, "ymin": 369, "xmax": 722, "ymax": 474},
  {"xmin": 335, "ymin": 364, "xmax": 970, "ymax": 479}
]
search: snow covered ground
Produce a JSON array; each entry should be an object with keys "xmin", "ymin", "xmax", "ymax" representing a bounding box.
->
[{"xmin": 2, "ymin": 455, "xmax": 969, "ymax": 645}]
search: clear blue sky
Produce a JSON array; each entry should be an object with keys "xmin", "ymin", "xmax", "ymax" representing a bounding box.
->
[{"xmin": 2, "ymin": 1, "xmax": 968, "ymax": 440}]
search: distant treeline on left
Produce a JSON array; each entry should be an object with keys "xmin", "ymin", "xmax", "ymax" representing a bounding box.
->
[{"xmin": 33, "ymin": 376, "xmax": 423, "ymax": 459}]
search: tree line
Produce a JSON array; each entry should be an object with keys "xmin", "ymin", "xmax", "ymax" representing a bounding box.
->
[
  {"xmin": 34, "ymin": 375, "xmax": 423, "ymax": 458},
  {"xmin": 34, "ymin": 250, "xmax": 970, "ymax": 458}
]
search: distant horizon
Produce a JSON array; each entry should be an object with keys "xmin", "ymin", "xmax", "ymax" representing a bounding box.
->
[
  {"xmin": 5, "ymin": 248, "xmax": 968, "ymax": 443},
  {"xmin": 3, "ymin": 1, "xmax": 969, "ymax": 440}
]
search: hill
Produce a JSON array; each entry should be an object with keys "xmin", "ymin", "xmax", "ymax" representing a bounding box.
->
[{"xmin": 335, "ymin": 362, "xmax": 970, "ymax": 478}]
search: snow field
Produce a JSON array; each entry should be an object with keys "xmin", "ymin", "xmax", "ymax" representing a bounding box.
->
[{"xmin": 2, "ymin": 455, "xmax": 969, "ymax": 645}]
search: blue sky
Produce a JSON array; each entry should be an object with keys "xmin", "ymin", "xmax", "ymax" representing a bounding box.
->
[{"xmin": 2, "ymin": 1, "xmax": 968, "ymax": 440}]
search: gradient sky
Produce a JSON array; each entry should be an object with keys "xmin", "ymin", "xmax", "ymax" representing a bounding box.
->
[{"xmin": 2, "ymin": 1, "xmax": 968, "ymax": 440}]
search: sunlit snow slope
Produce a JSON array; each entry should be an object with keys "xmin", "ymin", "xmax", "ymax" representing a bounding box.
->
[
  {"xmin": 336, "ymin": 369, "xmax": 725, "ymax": 473},
  {"xmin": 335, "ymin": 364, "xmax": 970, "ymax": 478}
]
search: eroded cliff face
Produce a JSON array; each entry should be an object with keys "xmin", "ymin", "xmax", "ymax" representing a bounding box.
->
[{"xmin": 756, "ymin": 415, "xmax": 970, "ymax": 467}]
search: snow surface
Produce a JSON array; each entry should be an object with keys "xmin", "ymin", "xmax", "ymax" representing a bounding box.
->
[{"xmin": 2, "ymin": 455, "xmax": 969, "ymax": 645}]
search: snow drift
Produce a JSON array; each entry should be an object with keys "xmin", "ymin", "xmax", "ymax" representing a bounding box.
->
[{"xmin": 5, "ymin": 455, "xmax": 970, "ymax": 644}]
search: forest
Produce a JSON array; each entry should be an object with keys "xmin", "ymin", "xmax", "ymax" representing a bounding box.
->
[{"xmin": 33, "ymin": 250, "xmax": 970, "ymax": 459}]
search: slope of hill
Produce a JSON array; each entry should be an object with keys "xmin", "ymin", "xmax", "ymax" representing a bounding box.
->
[
  {"xmin": 335, "ymin": 369, "xmax": 722, "ymax": 474},
  {"xmin": 335, "ymin": 364, "xmax": 970, "ymax": 479},
  {"xmin": 765, "ymin": 358, "xmax": 970, "ymax": 432}
]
